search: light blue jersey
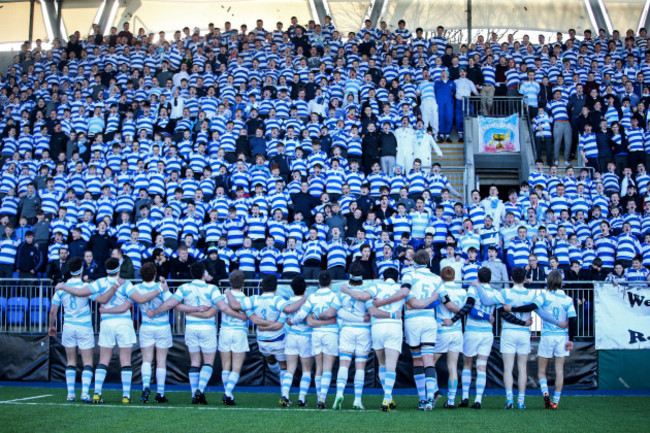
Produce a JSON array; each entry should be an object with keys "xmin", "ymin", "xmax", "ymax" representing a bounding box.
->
[
  {"xmin": 465, "ymin": 284, "xmax": 504, "ymax": 333},
  {"xmin": 242, "ymin": 293, "xmax": 288, "ymax": 341},
  {"xmin": 363, "ymin": 279, "xmax": 405, "ymax": 325},
  {"xmin": 221, "ymin": 290, "xmax": 249, "ymax": 330},
  {"xmin": 403, "ymin": 266, "xmax": 443, "ymax": 320},
  {"xmin": 534, "ymin": 289, "xmax": 576, "ymax": 336},
  {"xmin": 90, "ymin": 277, "xmax": 135, "ymax": 321},
  {"xmin": 172, "ymin": 279, "xmax": 224, "ymax": 329},
  {"xmin": 436, "ymin": 282, "xmax": 467, "ymax": 333},
  {"xmin": 499, "ymin": 285, "xmax": 540, "ymax": 333},
  {"xmin": 135, "ymin": 281, "xmax": 172, "ymax": 327},
  {"xmin": 297, "ymin": 289, "xmax": 342, "ymax": 333},
  {"xmin": 334, "ymin": 282, "xmax": 370, "ymax": 329},
  {"xmin": 51, "ymin": 278, "xmax": 95, "ymax": 327},
  {"xmin": 286, "ymin": 295, "xmax": 311, "ymax": 336}
]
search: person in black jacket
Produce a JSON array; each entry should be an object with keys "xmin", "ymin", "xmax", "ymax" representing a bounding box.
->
[
  {"xmin": 16, "ymin": 231, "xmax": 42, "ymax": 279},
  {"xmin": 379, "ymin": 122, "xmax": 398, "ymax": 175},
  {"xmin": 203, "ymin": 246, "xmax": 228, "ymax": 282},
  {"xmin": 47, "ymin": 247, "xmax": 71, "ymax": 284},
  {"xmin": 81, "ymin": 250, "xmax": 103, "ymax": 282},
  {"xmin": 361, "ymin": 122, "xmax": 380, "ymax": 174},
  {"xmin": 143, "ymin": 248, "xmax": 171, "ymax": 280},
  {"xmin": 87, "ymin": 220, "xmax": 116, "ymax": 274},
  {"xmin": 291, "ymin": 27, "xmax": 310, "ymax": 56},
  {"xmin": 270, "ymin": 143, "xmax": 291, "ymax": 182},
  {"xmin": 235, "ymin": 127, "xmax": 251, "ymax": 160},
  {"xmin": 169, "ymin": 245, "xmax": 196, "ymax": 283},
  {"xmin": 290, "ymin": 181, "xmax": 317, "ymax": 226},
  {"xmin": 610, "ymin": 121, "xmax": 628, "ymax": 177}
]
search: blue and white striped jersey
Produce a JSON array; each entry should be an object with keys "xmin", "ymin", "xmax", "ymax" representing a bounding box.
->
[
  {"xmin": 533, "ymin": 289, "xmax": 576, "ymax": 336},
  {"xmin": 172, "ymin": 280, "xmax": 224, "ymax": 329},
  {"xmin": 135, "ymin": 281, "xmax": 173, "ymax": 327},
  {"xmin": 51, "ymin": 278, "xmax": 96, "ymax": 327}
]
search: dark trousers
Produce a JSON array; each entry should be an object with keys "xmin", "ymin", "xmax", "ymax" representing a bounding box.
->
[
  {"xmin": 614, "ymin": 154, "xmax": 628, "ymax": 178},
  {"xmin": 303, "ymin": 265, "xmax": 321, "ymax": 281},
  {"xmin": 0, "ymin": 264, "xmax": 13, "ymax": 279},
  {"xmin": 328, "ymin": 266, "xmax": 346, "ymax": 281},
  {"xmin": 535, "ymin": 136, "xmax": 553, "ymax": 165}
]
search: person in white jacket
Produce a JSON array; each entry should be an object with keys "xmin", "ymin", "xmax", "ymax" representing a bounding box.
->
[
  {"xmin": 413, "ymin": 120, "xmax": 443, "ymax": 171},
  {"xmin": 480, "ymin": 185, "xmax": 506, "ymax": 227},
  {"xmin": 395, "ymin": 117, "xmax": 417, "ymax": 173}
]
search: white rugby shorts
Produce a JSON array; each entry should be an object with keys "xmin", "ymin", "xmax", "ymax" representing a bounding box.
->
[
  {"xmin": 462, "ymin": 332, "xmax": 494, "ymax": 358},
  {"xmin": 185, "ymin": 327, "xmax": 217, "ymax": 353},
  {"xmin": 311, "ymin": 331, "xmax": 338, "ymax": 356},
  {"xmin": 434, "ymin": 331, "xmax": 463, "ymax": 353},
  {"xmin": 537, "ymin": 335, "xmax": 570, "ymax": 358},
  {"xmin": 218, "ymin": 327, "xmax": 250, "ymax": 353},
  {"xmin": 62, "ymin": 323, "xmax": 95, "ymax": 350},
  {"xmin": 404, "ymin": 317, "xmax": 437, "ymax": 347},
  {"xmin": 500, "ymin": 330, "xmax": 531, "ymax": 355},
  {"xmin": 371, "ymin": 322, "xmax": 403, "ymax": 353},
  {"xmin": 285, "ymin": 333, "xmax": 313, "ymax": 358},
  {"xmin": 339, "ymin": 326, "xmax": 371, "ymax": 356},
  {"xmin": 98, "ymin": 319, "xmax": 137, "ymax": 348},
  {"xmin": 139, "ymin": 325, "xmax": 173, "ymax": 349},
  {"xmin": 258, "ymin": 338, "xmax": 287, "ymax": 361}
]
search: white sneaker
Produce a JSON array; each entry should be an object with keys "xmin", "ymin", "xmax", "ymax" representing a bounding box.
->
[
  {"xmin": 66, "ymin": 394, "xmax": 75, "ymax": 402},
  {"xmin": 352, "ymin": 399, "xmax": 365, "ymax": 410}
]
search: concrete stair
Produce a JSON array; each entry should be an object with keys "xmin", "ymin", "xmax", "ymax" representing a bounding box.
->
[{"xmin": 435, "ymin": 141, "xmax": 466, "ymax": 198}]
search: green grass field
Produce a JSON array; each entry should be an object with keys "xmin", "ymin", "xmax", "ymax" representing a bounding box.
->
[{"xmin": 0, "ymin": 386, "xmax": 646, "ymax": 432}]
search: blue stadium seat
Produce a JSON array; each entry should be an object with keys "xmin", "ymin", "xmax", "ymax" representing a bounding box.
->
[
  {"xmin": 29, "ymin": 297, "xmax": 51, "ymax": 326},
  {"xmin": 7, "ymin": 297, "xmax": 29, "ymax": 326},
  {"xmin": 0, "ymin": 297, "xmax": 6, "ymax": 324}
]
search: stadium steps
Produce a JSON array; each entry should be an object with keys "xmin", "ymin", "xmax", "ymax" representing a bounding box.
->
[{"xmin": 435, "ymin": 141, "xmax": 466, "ymax": 197}]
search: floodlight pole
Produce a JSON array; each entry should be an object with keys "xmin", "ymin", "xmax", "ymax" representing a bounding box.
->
[
  {"xmin": 29, "ymin": 0, "xmax": 35, "ymax": 44},
  {"xmin": 467, "ymin": 0, "xmax": 472, "ymax": 44}
]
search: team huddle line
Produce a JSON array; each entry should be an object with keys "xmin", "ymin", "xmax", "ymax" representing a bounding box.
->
[{"xmin": 50, "ymin": 248, "xmax": 576, "ymax": 411}]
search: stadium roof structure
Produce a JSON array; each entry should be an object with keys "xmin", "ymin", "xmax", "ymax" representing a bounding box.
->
[{"xmin": 1, "ymin": 0, "xmax": 650, "ymax": 45}]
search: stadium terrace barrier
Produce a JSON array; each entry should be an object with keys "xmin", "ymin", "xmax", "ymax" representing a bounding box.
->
[
  {"xmin": 463, "ymin": 96, "xmax": 525, "ymax": 119},
  {"xmin": 0, "ymin": 278, "xmax": 617, "ymax": 340}
]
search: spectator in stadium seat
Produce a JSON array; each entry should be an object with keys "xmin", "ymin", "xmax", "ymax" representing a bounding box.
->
[{"xmin": 169, "ymin": 244, "xmax": 196, "ymax": 281}]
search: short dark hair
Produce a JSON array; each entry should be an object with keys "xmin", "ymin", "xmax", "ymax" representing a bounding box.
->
[
  {"xmin": 68, "ymin": 257, "xmax": 83, "ymax": 274},
  {"xmin": 547, "ymin": 270, "xmax": 563, "ymax": 291},
  {"xmin": 261, "ymin": 274, "xmax": 277, "ymax": 293},
  {"xmin": 140, "ymin": 262, "xmax": 157, "ymax": 282},
  {"xmin": 229, "ymin": 270, "xmax": 245, "ymax": 289},
  {"xmin": 511, "ymin": 267, "xmax": 526, "ymax": 284},
  {"xmin": 318, "ymin": 270, "xmax": 332, "ymax": 287},
  {"xmin": 383, "ymin": 267, "xmax": 399, "ymax": 281},
  {"xmin": 290, "ymin": 275, "xmax": 307, "ymax": 296},
  {"xmin": 413, "ymin": 249, "xmax": 430, "ymax": 266},
  {"xmin": 478, "ymin": 267, "xmax": 491, "ymax": 283},
  {"xmin": 190, "ymin": 262, "xmax": 206, "ymax": 280}
]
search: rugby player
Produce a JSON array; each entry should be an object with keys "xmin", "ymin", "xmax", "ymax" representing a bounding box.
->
[
  {"xmin": 504, "ymin": 270, "xmax": 576, "ymax": 409},
  {"xmin": 49, "ymin": 257, "xmax": 120, "ymax": 402}
]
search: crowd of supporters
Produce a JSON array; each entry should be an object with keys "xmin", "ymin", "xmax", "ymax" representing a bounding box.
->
[{"xmin": 1, "ymin": 16, "xmax": 650, "ymax": 287}]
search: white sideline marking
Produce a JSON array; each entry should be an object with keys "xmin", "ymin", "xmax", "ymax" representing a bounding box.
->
[
  {"xmin": 0, "ymin": 394, "xmax": 53, "ymax": 403},
  {"xmin": 0, "ymin": 401, "xmax": 378, "ymax": 412}
]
